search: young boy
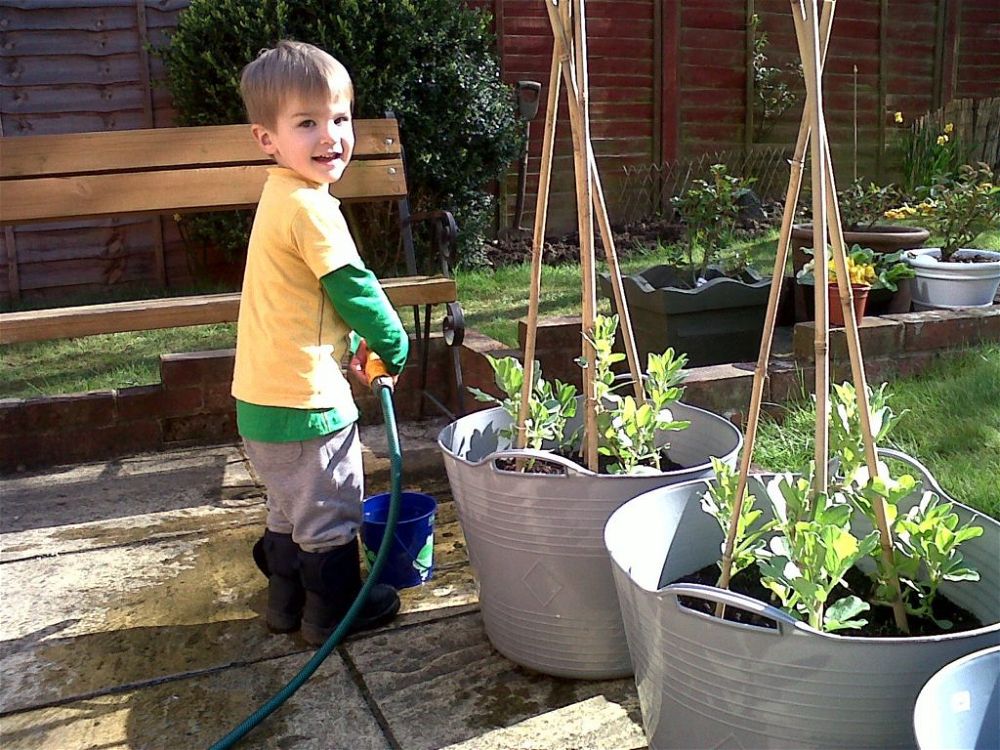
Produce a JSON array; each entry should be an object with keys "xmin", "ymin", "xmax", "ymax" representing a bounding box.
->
[{"xmin": 233, "ymin": 40, "xmax": 409, "ymax": 646}]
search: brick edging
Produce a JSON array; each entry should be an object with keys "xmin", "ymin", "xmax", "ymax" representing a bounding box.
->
[{"xmin": 2, "ymin": 309, "xmax": 997, "ymax": 473}]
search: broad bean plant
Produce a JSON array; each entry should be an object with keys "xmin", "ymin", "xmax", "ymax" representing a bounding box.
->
[
  {"xmin": 701, "ymin": 382, "xmax": 983, "ymax": 633},
  {"xmin": 701, "ymin": 457, "xmax": 773, "ymax": 578},
  {"xmin": 471, "ymin": 314, "xmax": 691, "ymax": 475},
  {"xmin": 468, "ymin": 355, "xmax": 578, "ymax": 455},
  {"xmin": 583, "ymin": 314, "xmax": 690, "ymax": 474},
  {"xmin": 758, "ymin": 469, "xmax": 880, "ymax": 632}
]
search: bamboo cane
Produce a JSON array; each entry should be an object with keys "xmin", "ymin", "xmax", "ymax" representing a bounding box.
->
[
  {"xmin": 797, "ymin": 0, "xmax": 907, "ymax": 632},
  {"xmin": 544, "ymin": 2, "xmax": 645, "ymax": 401},
  {"xmin": 719, "ymin": 0, "xmax": 909, "ymax": 632},
  {"xmin": 800, "ymin": 0, "xmax": 832, "ymax": 497},
  {"xmin": 515, "ymin": 40, "xmax": 563, "ymax": 451},
  {"xmin": 571, "ymin": 0, "xmax": 600, "ymax": 471},
  {"xmin": 820, "ymin": 118, "xmax": 910, "ymax": 633},
  {"xmin": 715, "ymin": 0, "xmax": 835, "ymax": 607}
]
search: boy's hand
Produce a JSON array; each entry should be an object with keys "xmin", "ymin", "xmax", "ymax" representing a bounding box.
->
[{"xmin": 348, "ymin": 339, "xmax": 397, "ymax": 391}]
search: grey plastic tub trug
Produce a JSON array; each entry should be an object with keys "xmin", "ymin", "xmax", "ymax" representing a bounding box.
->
[
  {"xmin": 604, "ymin": 462, "xmax": 1000, "ymax": 749},
  {"xmin": 438, "ymin": 400, "xmax": 742, "ymax": 679},
  {"xmin": 914, "ymin": 645, "xmax": 999, "ymax": 750}
]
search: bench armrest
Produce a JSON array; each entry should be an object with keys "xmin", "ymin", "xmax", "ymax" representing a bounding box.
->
[{"xmin": 404, "ymin": 210, "xmax": 458, "ymax": 277}]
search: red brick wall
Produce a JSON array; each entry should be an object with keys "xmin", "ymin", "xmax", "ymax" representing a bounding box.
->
[{"xmin": 0, "ymin": 334, "xmax": 478, "ymax": 473}]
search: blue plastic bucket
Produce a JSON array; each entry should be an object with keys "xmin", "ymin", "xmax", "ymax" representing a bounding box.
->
[{"xmin": 361, "ymin": 491, "xmax": 436, "ymax": 589}]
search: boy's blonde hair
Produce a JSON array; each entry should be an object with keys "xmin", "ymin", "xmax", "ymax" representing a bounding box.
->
[{"xmin": 240, "ymin": 40, "xmax": 353, "ymax": 128}]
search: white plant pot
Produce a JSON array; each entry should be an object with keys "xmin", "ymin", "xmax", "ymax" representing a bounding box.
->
[
  {"xmin": 604, "ymin": 450, "xmax": 1000, "ymax": 749},
  {"xmin": 438, "ymin": 399, "xmax": 742, "ymax": 679},
  {"xmin": 905, "ymin": 248, "xmax": 1000, "ymax": 309}
]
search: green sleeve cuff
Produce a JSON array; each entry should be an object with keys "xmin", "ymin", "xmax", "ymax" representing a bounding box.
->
[{"xmin": 321, "ymin": 264, "xmax": 409, "ymax": 373}]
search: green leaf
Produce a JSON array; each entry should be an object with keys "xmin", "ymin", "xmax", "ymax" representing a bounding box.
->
[{"xmin": 824, "ymin": 595, "xmax": 870, "ymax": 632}]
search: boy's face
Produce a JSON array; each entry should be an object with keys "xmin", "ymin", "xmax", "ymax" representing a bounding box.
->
[{"xmin": 251, "ymin": 94, "xmax": 355, "ymax": 185}]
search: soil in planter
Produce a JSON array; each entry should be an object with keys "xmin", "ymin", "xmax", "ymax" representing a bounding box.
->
[
  {"xmin": 942, "ymin": 252, "xmax": 998, "ymax": 264},
  {"xmin": 495, "ymin": 449, "xmax": 684, "ymax": 475},
  {"xmin": 674, "ymin": 562, "xmax": 984, "ymax": 637}
]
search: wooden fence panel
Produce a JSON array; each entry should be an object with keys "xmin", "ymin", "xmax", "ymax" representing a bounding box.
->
[
  {"xmin": 480, "ymin": 0, "xmax": 656, "ymax": 236},
  {"xmin": 1, "ymin": 0, "xmax": 188, "ymax": 306},
  {"xmin": 957, "ymin": 0, "xmax": 1000, "ymax": 100},
  {"xmin": 1, "ymin": 0, "xmax": 997, "ymax": 305}
]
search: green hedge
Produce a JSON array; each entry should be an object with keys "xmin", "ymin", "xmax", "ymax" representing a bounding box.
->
[{"xmin": 159, "ymin": 0, "xmax": 523, "ymax": 271}]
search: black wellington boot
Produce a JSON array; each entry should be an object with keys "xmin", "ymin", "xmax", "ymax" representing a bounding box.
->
[
  {"xmin": 252, "ymin": 530, "xmax": 306, "ymax": 633},
  {"xmin": 298, "ymin": 537, "xmax": 400, "ymax": 647}
]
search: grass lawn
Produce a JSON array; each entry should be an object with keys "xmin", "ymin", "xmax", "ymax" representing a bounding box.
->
[
  {"xmin": 754, "ymin": 343, "xmax": 1000, "ymax": 519},
  {"xmin": 0, "ymin": 324, "xmax": 238, "ymax": 400}
]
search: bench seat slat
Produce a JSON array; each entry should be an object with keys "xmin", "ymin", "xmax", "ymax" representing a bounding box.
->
[
  {"xmin": 1, "ymin": 160, "xmax": 408, "ymax": 225},
  {"xmin": 0, "ymin": 276, "xmax": 457, "ymax": 344},
  {"xmin": 0, "ymin": 120, "xmax": 402, "ymax": 179}
]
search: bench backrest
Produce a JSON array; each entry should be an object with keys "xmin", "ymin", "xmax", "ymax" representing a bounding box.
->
[{"xmin": 0, "ymin": 119, "xmax": 407, "ymax": 225}]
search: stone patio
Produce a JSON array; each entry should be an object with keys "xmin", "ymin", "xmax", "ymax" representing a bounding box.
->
[{"xmin": 0, "ymin": 423, "xmax": 647, "ymax": 750}]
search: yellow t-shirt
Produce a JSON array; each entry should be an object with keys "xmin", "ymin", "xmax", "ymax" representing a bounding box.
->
[{"xmin": 232, "ymin": 167, "xmax": 358, "ymax": 416}]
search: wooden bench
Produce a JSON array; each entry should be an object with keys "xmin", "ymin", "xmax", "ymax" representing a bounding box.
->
[{"xmin": 0, "ymin": 118, "xmax": 466, "ymax": 417}]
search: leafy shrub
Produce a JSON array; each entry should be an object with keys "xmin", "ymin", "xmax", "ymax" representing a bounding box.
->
[
  {"xmin": 749, "ymin": 13, "xmax": 801, "ymax": 143},
  {"xmin": 159, "ymin": 0, "xmax": 523, "ymax": 272},
  {"xmin": 670, "ymin": 164, "xmax": 755, "ymax": 282},
  {"xmin": 836, "ymin": 178, "xmax": 904, "ymax": 231},
  {"xmin": 885, "ymin": 163, "xmax": 1000, "ymax": 262}
]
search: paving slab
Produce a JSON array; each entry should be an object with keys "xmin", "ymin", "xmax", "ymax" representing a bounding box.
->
[
  {"xmin": 346, "ymin": 611, "xmax": 646, "ymax": 750},
  {"xmin": 0, "ymin": 650, "xmax": 389, "ymax": 750},
  {"xmin": 1, "ymin": 445, "xmax": 259, "ymax": 536},
  {"xmin": 1, "ymin": 438, "xmax": 647, "ymax": 750},
  {"xmin": 441, "ymin": 695, "xmax": 646, "ymax": 750}
]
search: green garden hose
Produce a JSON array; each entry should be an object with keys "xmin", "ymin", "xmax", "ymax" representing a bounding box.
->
[{"xmin": 209, "ymin": 383, "xmax": 403, "ymax": 750}]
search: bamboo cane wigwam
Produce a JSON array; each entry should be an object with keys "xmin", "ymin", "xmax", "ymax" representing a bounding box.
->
[
  {"xmin": 716, "ymin": 0, "xmax": 909, "ymax": 632},
  {"xmin": 518, "ymin": 0, "xmax": 907, "ymax": 631},
  {"xmin": 517, "ymin": 0, "xmax": 646, "ymax": 465}
]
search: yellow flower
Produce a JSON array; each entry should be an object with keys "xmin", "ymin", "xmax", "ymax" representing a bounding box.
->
[
  {"xmin": 937, "ymin": 134, "xmax": 949, "ymax": 145},
  {"xmin": 894, "ymin": 111, "xmax": 903, "ymax": 124},
  {"xmin": 944, "ymin": 122, "xmax": 954, "ymax": 134},
  {"xmin": 173, "ymin": 213, "xmax": 182, "ymax": 222}
]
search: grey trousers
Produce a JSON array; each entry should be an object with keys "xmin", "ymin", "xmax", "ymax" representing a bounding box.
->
[{"xmin": 243, "ymin": 423, "xmax": 363, "ymax": 552}]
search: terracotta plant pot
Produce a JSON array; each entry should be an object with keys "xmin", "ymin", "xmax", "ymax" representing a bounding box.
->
[
  {"xmin": 791, "ymin": 224, "xmax": 928, "ymax": 321},
  {"xmin": 827, "ymin": 283, "xmax": 870, "ymax": 326},
  {"xmin": 790, "ymin": 224, "xmax": 931, "ymax": 270}
]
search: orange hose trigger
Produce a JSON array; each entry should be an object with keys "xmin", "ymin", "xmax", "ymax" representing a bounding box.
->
[{"xmin": 364, "ymin": 352, "xmax": 391, "ymax": 382}]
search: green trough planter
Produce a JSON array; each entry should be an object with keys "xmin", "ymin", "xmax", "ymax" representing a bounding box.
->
[{"xmin": 600, "ymin": 266, "xmax": 771, "ymax": 368}]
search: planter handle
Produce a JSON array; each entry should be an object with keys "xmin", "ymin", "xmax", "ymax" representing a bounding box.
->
[
  {"xmin": 664, "ymin": 582, "xmax": 801, "ymax": 635},
  {"xmin": 877, "ymin": 448, "xmax": 955, "ymax": 503},
  {"xmin": 485, "ymin": 447, "xmax": 595, "ymax": 477}
]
